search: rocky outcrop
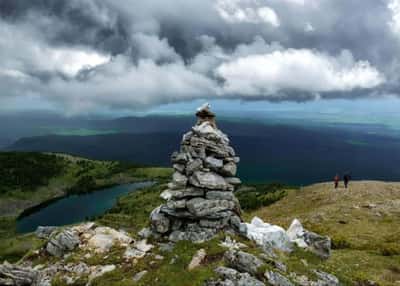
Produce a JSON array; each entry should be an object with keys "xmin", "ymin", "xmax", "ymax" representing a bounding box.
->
[
  {"xmin": 46, "ymin": 229, "xmax": 80, "ymax": 257},
  {"xmin": 149, "ymin": 104, "xmax": 242, "ymax": 242},
  {"xmin": 286, "ymin": 219, "xmax": 331, "ymax": 259},
  {"xmin": 0, "ymin": 262, "xmax": 39, "ymax": 286}
]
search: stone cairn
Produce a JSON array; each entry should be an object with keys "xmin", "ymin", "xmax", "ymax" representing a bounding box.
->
[{"xmin": 150, "ymin": 103, "xmax": 242, "ymax": 242}]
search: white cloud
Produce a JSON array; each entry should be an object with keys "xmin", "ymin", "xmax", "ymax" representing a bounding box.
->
[
  {"xmin": 215, "ymin": 0, "xmax": 280, "ymax": 27},
  {"xmin": 216, "ymin": 49, "xmax": 385, "ymax": 96},
  {"xmin": 389, "ymin": 0, "xmax": 400, "ymax": 35}
]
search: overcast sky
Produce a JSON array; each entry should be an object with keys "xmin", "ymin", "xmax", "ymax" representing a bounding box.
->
[{"xmin": 1, "ymin": 0, "xmax": 400, "ymax": 115}]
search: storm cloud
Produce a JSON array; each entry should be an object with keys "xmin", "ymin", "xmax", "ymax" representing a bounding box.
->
[{"xmin": 0, "ymin": 0, "xmax": 398, "ymax": 113}]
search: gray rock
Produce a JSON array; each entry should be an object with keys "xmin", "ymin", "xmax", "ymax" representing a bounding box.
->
[
  {"xmin": 173, "ymin": 163, "xmax": 186, "ymax": 173},
  {"xmin": 0, "ymin": 262, "xmax": 38, "ymax": 286},
  {"xmin": 186, "ymin": 159, "xmax": 203, "ymax": 175},
  {"xmin": 46, "ymin": 229, "xmax": 79, "ymax": 257},
  {"xmin": 265, "ymin": 271, "xmax": 294, "ymax": 286},
  {"xmin": 206, "ymin": 191, "xmax": 236, "ymax": 201},
  {"xmin": 221, "ymin": 162, "xmax": 237, "ymax": 177},
  {"xmin": 138, "ymin": 227, "xmax": 153, "ymax": 239},
  {"xmin": 167, "ymin": 199, "xmax": 187, "ymax": 209},
  {"xmin": 199, "ymin": 217, "xmax": 230, "ymax": 229},
  {"xmin": 225, "ymin": 177, "xmax": 242, "ymax": 186},
  {"xmin": 205, "ymin": 156, "xmax": 224, "ymax": 169},
  {"xmin": 303, "ymin": 231, "xmax": 331, "ymax": 259},
  {"xmin": 189, "ymin": 171, "xmax": 230, "ymax": 190},
  {"xmin": 314, "ymin": 270, "xmax": 339, "ymax": 286},
  {"xmin": 35, "ymin": 226, "xmax": 57, "ymax": 239},
  {"xmin": 171, "ymin": 151, "xmax": 189, "ymax": 164},
  {"xmin": 224, "ymin": 250, "xmax": 265, "ymax": 276},
  {"xmin": 172, "ymin": 171, "xmax": 188, "ymax": 187},
  {"xmin": 150, "ymin": 206, "xmax": 170, "ymax": 234},
  {"xmin": 186, "ymin": 198, "xmax": 235, "ymax": 217},
  {"xmin": 213, "ymin": 266, "xmax": 265, "ymax": 286}
]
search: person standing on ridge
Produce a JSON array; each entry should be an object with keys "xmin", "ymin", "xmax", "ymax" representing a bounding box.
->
[
  {"xmin": 334, "ymin": 174, "xmax": 340, "ymax": 189},
  {"xmin": 343, "ymin": 173, "xmax": 351, "ymax": 189}
]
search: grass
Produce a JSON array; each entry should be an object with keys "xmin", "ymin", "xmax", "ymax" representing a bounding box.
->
[{"xmin": 249, "ymin": 181, "xmax": 400, "ymax": 286}]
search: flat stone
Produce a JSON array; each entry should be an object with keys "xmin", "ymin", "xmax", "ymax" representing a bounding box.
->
[
  {"xmin": 172, "ymin": 171, "xmax": 188, "ymax": 187},
  {"xmin": 171, "ymin": 151, "xmax": 189, "ymax": 164},
  {"xmin": 206, "ymin": 191, "xmax": 237, "ymax": 201},
  {"xmin": 189, "ymin": 171, "xmax": 230, "ymax": 190},
  {"xmin": 224, "ymin": 249, "xmax": 265, "ymax": 276},
  {"xmin": 186, "ymin": 198, "xmax": 236, "ymax": 217},
  {"xmin": 186, "ymin": 158, "xmax": 203, "ymax": 175},
  {"xmin": 167, "ymin": 199, "xmax": 187, "ymax": 209},
  {"xmin": 205, "ymin": 156, "xmax": 224, "ymax": 169},
  {"xmin": 225, "ymin": 177, "xmax": 242, "ymax": 186}
]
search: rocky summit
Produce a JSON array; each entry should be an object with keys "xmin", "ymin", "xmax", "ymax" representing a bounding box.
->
[{"xmin": 149, "ymin": 104, "xmax": 242, "ymax": 242}]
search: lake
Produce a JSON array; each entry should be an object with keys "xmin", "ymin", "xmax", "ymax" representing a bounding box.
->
[{"xmin": 16, "ymin": 181, "xmax": 153, "ymax": 233}]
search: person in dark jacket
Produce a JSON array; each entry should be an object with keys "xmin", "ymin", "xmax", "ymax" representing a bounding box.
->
[
  {"xmin": 343, "ymin": 173, "xmax": 351, "ymax": 189},
  {"xmin": 334, "ymin": 174, "xmax": 340, "ymax": 189}
]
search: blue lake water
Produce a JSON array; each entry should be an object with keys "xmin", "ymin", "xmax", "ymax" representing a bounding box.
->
[{"xmin": 16, "ymin": 181, "xmax": 153, "ymax": 233}]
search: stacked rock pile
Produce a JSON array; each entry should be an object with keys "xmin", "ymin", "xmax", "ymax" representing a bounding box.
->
[{"xmin": 150, "ymin": 104, "xmax": 242, "ymax": 242}]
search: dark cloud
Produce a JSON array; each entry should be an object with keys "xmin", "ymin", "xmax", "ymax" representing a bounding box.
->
[{"xmin": 0, "ymin": 0, "xmax": 399, "ymax": 114}]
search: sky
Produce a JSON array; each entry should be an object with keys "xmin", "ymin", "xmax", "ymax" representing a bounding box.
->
[{"xmin": 1, "ymin": 0, "xmax": 400, "ymax": 116}]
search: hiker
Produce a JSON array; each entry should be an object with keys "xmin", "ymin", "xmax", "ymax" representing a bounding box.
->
[
  {"xmin": 334, "ymin": 174, "xmax": 340, "ymax": 189},
  {"xmin": 343, "ymin": 173, "xmax": 351, "ymax": 189}
]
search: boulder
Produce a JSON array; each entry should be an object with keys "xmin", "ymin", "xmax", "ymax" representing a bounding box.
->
[
  {"xmin": 133, "ymin": 270, "xmax": 148, "ymax": 282},
  {"xmin": 46, "ymin": 229, "xmax": 80, "ymax": 257},
  {"xmin": 224, "ymin": 250, "xmax": 265, "ymax": 276},
  {"xmin": 286, "ymin": 219, "xmax": 331, "ymax": 259},
  {"xmin": 241, "ymin": 217, "xmax": 292, "ymax": 252}
]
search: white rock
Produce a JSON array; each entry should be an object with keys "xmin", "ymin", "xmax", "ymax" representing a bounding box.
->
[
  {"xmin": 87, "ymin": 227, "xmax": 133, "ymax": 253},
  {"xmin": 241, "ymin": 217, "xmax": 292, "ymax": 252},
  {"xmin": 286, "ymin": 219, "xmax": 308, "ymax": 248},
  {"xmin": 188, "ymin": 249, "xmax": 206, "ymax": 270},
  {"xmin": 160, "ymin": 189, "xmax": 173, "ymax": 200},
  {"xmin": 134, "ymin": 239, "xmax": 154, "ymax": 253}
]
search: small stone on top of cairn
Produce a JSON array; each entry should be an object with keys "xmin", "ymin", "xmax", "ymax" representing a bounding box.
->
[{"xmin": 149, "ymin": 103, "xmax": 242, "ymax": 242}]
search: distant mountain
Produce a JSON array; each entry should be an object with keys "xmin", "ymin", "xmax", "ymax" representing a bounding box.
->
[{"xmin": 7, "ymin": 121, "xmax": 400, "ymax": 185}]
